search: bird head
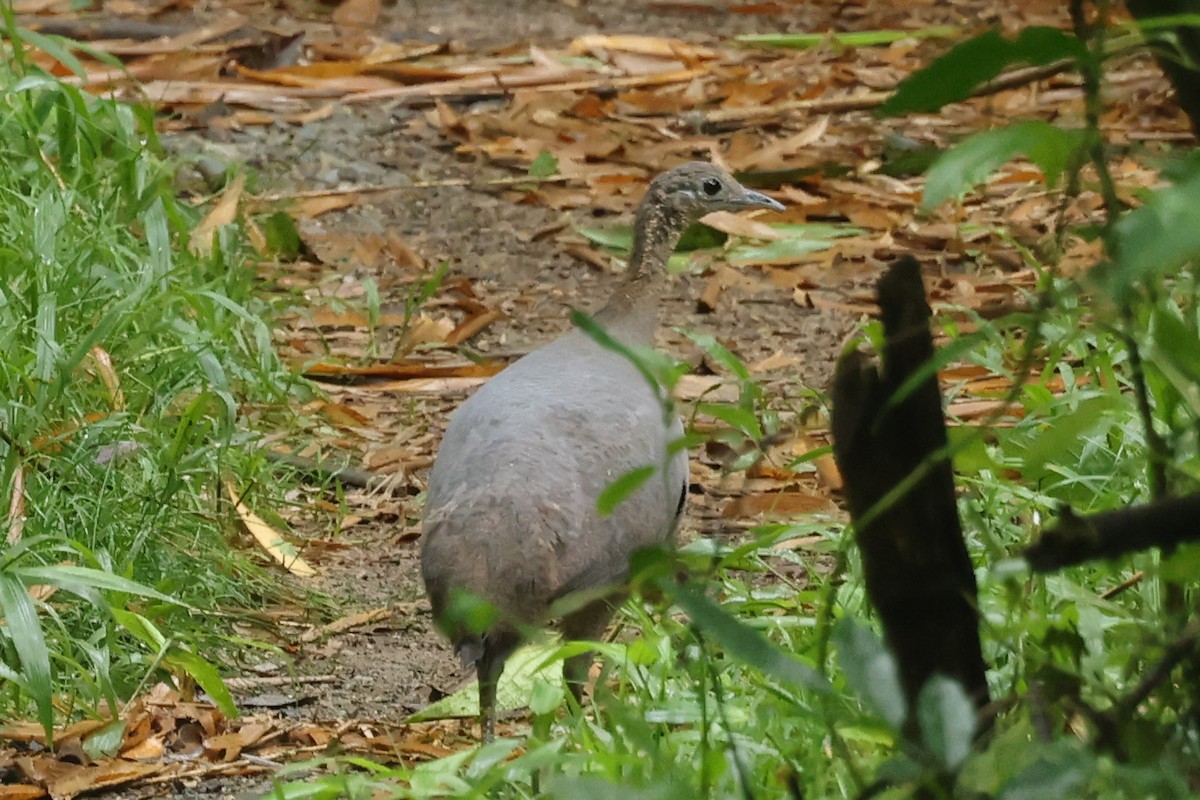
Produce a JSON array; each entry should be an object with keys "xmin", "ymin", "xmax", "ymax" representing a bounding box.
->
[{"xmin": 646, "ymin": 161, "xmax": 785, "ymax": 223}]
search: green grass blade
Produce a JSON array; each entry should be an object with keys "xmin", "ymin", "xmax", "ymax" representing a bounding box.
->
[
  {"xmin": 0, "ymin": 572, "xmax": 55, "ymax": 742},
  {"xmin": 738, "ymin": 25, "xmax": 959, "ymax": 49}
]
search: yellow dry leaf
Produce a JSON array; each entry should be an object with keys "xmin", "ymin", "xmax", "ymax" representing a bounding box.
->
[
  {"xmin": 189, "ymin": 172, "xmax": 246, "ymax": 257},
  {"xmin": 223, "ymin": 479, "xmax": 317, "ymax": 577},
  {"xmin": 89, "ymin": 346, "xmax": 124, "ymax": 411},
  {"xmin": 294, "ymin": 193, "xmax": 361, "ymax": 219},
  {"xmin": 7, "ymin": 463, "xmax": 25, "ymax": 544},
  {"xmin": 700, "ymin": 210, "xmax": 784, "ymax": 241}
]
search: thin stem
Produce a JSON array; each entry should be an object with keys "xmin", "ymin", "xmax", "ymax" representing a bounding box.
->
[
  {"xmin": 1117, "ymin": 315, "xmax": 1169, "ymax": 499},
  {"xmin": 1070, "ymin": 0, "xmax": 1122, "ymax": 254}
]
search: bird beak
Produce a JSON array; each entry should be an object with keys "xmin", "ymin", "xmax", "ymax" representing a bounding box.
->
[{"xmin": 738, "ymin": 189, "xmax": 785, "ymax": 212}]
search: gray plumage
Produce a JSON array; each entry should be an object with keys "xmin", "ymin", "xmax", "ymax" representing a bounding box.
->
[{"xmin": 419, "ymin": 162, "xmax": 784, "ymax": 739}]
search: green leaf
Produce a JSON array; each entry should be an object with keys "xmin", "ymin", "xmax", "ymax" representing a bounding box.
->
[
  {"xmin": 727, "ymin": 222, "xmax": 861, "ymax": 265},
  {"xmin": 922, "ymin": 121, "xmax": 1086, "ymax": 211},
  {"xmin": 1159, "ymin": 543, "xmax": 1200, "ymax": 583},
  {"xmin": 1017, "ymin": 394, "xmax": 1122, "ymax": 475},
  {"xmin": 671, "ymin": 583, "xmax": 830, "ymax": 694},
  {"xmin": 597, "ymin": 465, "xmax": 657, "ymax": 516},
  {"xmin": 164, "ymin": 648, "xmax": 238, "ymax": 718},
  {"xmin": 83, "ymin": 719, "xmax": 127, "ymax": 761},
  {"xmin": 1147, "ymin": 307, "xmax": 1200, "ymax": 419},
  {"xmin": 576, "ymin": 225, "xmax": 633, "ymax": 251},
  {"xmin": 408, "ymin": 640, "xmax": 573, "ymax": 721},
  {"xmin": 916, "ymin": 675, "xmax": 976, "ymax": 769},
  {"xmin": 833, "ymin": 618, "xmax": 906, "ymax": 729},
  {"xmin": 1104, "ymin": 166, "xmax": 1200, "ymax": 300},
  {"xmin": 738, "ymin": 25, "xmax": 959, "ymax": 49},
  {"xmin": 695, "ymin": 403, "xmax": 762, "ymax": 438},
  {"xmin": 947, "ymin": 426, "xmax": 1000, "ymax": 475},
  {"xmin": 0, "ymin": 572, "xmax": 55, "ymax": 743},
  {"xmin": 575, "ymin": 223, "xmax": 726, "ymax": 254},
  {"xmin": 528, "ymin": 676, "xmax": 564, "ymax": 716},
  {"xmin": 682, "ymin": 330, "xmax": 752, "ymax": 382},
  {"xmin": 260, "ymin": 775, "xmax": 381, "ymax": 800},
  {"xmin": 881, "ymin": 27, "xmax": 1087, "ymax": 116},
  {"xmin": 14, "ymin": 565, "xmax": 181, "ymax": 606},
  {"xmin": 528, "ymin": 149, "xmax": 559, "ymax": 179},
  {"xmin": 15, "ymin": 27, "xmax": 90, "ymax": 79},
  {"xmin": 263, "ymin": 211, "xmax": 302, "ymax": 260},
  {"xmin": 998, "ymin": 742, "xmax": 1092, "ymax": 800},
  {"xmin": 570, "ymin": 310, "xmax": 670, "ymax": 405}
]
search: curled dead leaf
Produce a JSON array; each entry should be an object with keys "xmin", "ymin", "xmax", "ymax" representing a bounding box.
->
[
  {"xmin": 7, "ymin": 463, "xmax": 25, "ymax": 544},
  {"xmin": 88, "ymin": 347, "xmax": 124, "ymax": 411},
  {"xmin": 721, "ymin": 491, "xmax": 838, "ymax": 519},
  {"xmin": 223, "ymin": 479, "xmax": 317, "ymax": 577},
  {"xmin": 189, "ymin": 173, "xmax": 246, "ymax": 257}
]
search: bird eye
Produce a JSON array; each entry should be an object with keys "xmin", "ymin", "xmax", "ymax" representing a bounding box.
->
[{"xmin": 701, "ymin": 177, "xmax": 722, "ymax": 196}]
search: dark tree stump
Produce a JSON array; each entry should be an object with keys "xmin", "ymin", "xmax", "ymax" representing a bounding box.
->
[
  {"xmin": 1126, "ymin": 0, "xmax": 1200, "ymax": 137},
  {"xmin": 831, "ymin": 257, "xmax": 990, "ymax": 716}
]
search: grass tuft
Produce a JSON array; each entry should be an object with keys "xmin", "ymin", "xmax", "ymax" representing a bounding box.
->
[{"xmin": 0, "ymin": 16, "xmax": 304, "ymax": 735}]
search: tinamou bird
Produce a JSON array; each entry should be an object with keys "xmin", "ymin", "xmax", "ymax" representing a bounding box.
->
[{"xmin": 420, "ymin": 161, "xmax": 784, "ymax": 739}]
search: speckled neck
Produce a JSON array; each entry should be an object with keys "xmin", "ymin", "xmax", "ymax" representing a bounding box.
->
[{"xmin": 592, "ymin": 190, "xmax": 688, "ymax": 346}]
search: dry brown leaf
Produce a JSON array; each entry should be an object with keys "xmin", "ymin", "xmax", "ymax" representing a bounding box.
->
[
  {"xmin": 303, "ymin": 361, "xmax": 504, "ymax": 381},
  {"xmin": 15, "ymin": 757, "xmax": 160, "ymax": 800},
  {"xmin": 0, "ymin": 785, "xmax": 48, "ymax": 800},
  {"xmin": 363, "ymin": 445, "xmax": 429, "ymax": 473},
  {"xmin": 204, "ymin": 720, "xmax": 271, "ymax": 762},
  {"xmin": 346, "ymin": 65, "xmax": 704, "ymax": 105},
  {"xmin": 445, "ymin": 309, "xmax": 503, "ymax": 346},
  {"xmin": 318, "ymin": 402, "xmax": 372, "ymax": 428},
  {"xmin": 722, "ymin": 491, "xmax": 838, "ymax": 519},
  {"xmin": 699, "ymin": 210, "xmax": 784, "ymax": 240},
  {"xmin": 88, "ymin": 347, "xmax": 124, "ymax": 411},
  {"xmin": 801, "ymin": 291, "xmax": 877, "ymax": 316},
  {"xmin": 7, "ymin": 463, "xmax": 25, "ymax": 545},
  {"xmin": 119, "ymin": 735, "xmax": 165, "ymax": 761},
  {"xmin": 283, "ymin": 103, "xmax": 336, "ymax": 126},
  {"xmin": 675, "ymin": 374, "xmax": 738, "ymax": 403},
  {"xmin": 727, "ymin": 117, "xmax": 830, "ymax": 172},
  {"xmin": 792, "ymin": 432, "xmax": 843, "ymax": 491},
  {"xmin": 775, "ymin": 534, "xmax": 826, "ymax": 551},
  {"xmin": 339, "ymin": 376, "xmax": 488, "ymax": 394},
  {"xmin": 385, "ymin": 231, "xmax": 425, "ymax": 271},
  {"xmin": 399, "ymin": 313, "xmax": 456, "ymax": 351},
  {"xmin": 236, "ymin": 64, "xmax": 395, "ymax": 93},
  {"xmin": 696, "ymin": 272, "xmax": 723, "ymax": 313},
  {"xmin": 945, "ymin": 399, "xmax": 1024, "ymax": 421},
  {"xmin": 567, "ymin": 34, "xmax": 718, "ymax": 60},
  {"xmin": 189, "ymin": 173, "xmax": 246, "ymax": 257},
  {"xmin": 136, "ymin": 81, "xmax": 320, "ymax": 112},
  {"xmin": 223, "ymin": 479, "xmax": 317, "ymax": 577},
  {"xmin": 332, "ymin": 0, "xmax": 382, "ymax": 27},
  {"xmin": 79, "ymin": 15, "xmax": 246, "ymax": 58},
  {"xmin": 299, "ymin": 607, "xmax": 392, "ymax": 643},
  {"xmin": 748, "ymin": 350, "xmax": 802, "ymax": 373}
]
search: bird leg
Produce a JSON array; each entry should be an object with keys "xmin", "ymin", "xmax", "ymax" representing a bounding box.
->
[
  {"xmin": 476, "ymin": 631, "xmax": 519, "ymax": 742},
  {"xmin": 560, "ymin": 598, "xmax": 619, "ymax": 707}
]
